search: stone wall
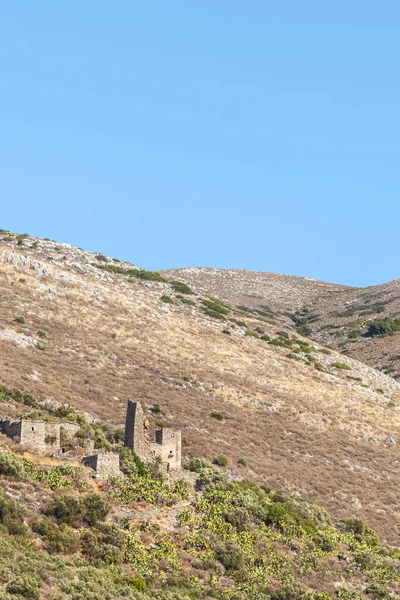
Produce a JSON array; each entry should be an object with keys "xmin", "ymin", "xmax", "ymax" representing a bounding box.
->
[
  {"xmin": 84, "ymin": 452, "xmax": 120, "ymax": 479},
  {"xmin": 123, "ymin": 400, "xmax": 183, "ymax": 471},
  {"xmin": 124, "ymin": 400, "xmax": 151, "ymax": 460},
  {"xmin": 0, "ymin": 418, "xmax": 67, "ymax": 453},
  {"xmin": 153, "ymin": 428, "xmax": 182, "ymax": 470}
]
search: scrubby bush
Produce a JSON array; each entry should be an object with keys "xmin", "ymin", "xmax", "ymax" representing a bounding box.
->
[
  {"xmin": 46, "ymin": 493, "xmax": 110, "ymax": 527},
  {"xmin": 14, "ymin": 315, "xmax": 25, "ymax": 324},
  {"xmin": 82, "ymin": 493, "xmax": 110, "ymax": 525},
  {"xmin": 211, "ymin": 411, "xmax": 224, "ymax": 421},
  {"xmin": 114, "ymin": 446, "xmax": 146, "ymax": 476},
  {"xmin": 46, "ymin": 494, "xmax": 81, "ymax": 526},
  {"xmin": 0, "ymin": 453, "xmax": 27, "ymax": 478},
  {"xmin": 96, "ymin": 264, "xmax": 167, "ymax": 282},
  {"xmin": 245, "ymin": 330, "xmax": 259, "ymax": 338},
  {"xmin": 6, "ymin": 576, "xmax": 41, "ymax": 599},
  {"xmin": 367, "ymin": 317, "xmax": 400, "ymax": 337},
  {"xmin": 201, "ymin": 298, "xmax": 230, "ymax": 315},
  {"xmin": 213, "ymin": 455, "xmax": 228, "ymax": 467},
  {"xmin": 31, "ymin": 517, "xmax": 80, "ymax": 554},
  {"xmin": 332, "ymin": 362, "xmax": 352, "ymax": 371},
  {"xmin": 0, "ymin": 491, "xmax": 27, "ymax": 535},
  {"xmin": 215, "ymin": 539, "xmax": 245, "ymax": 571},
  {"xmin": 184, "ymin": 457, "xmax": 227, "ymax": 489},
  {"xmin": 171, "ymin": 281, "xmax": 193, "ymax": 295}
]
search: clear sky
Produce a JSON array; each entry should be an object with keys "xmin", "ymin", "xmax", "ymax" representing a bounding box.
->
[{"xmin": 0, "ymin": 2, "xmax": 399, "ymax": 287}]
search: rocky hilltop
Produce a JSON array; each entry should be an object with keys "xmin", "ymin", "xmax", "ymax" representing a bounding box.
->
[{"xmin": 0, "ymin": 230, "xmax": 399, "ymax": 547}]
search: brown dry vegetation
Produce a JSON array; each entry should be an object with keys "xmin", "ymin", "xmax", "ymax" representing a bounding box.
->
[
  {"xmin": 0, "ymin": 234, "xmax": 399, "ymax": 544},
  {"xmin": 164, "ymin": 266, "xmax": 400, "ymax": 375}
]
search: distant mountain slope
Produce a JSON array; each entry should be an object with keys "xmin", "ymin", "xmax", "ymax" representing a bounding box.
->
[
  {"xmin": 163, "ymin": 267, "xmax": 400, "ymax": 378},
  {"xmin": 0, "ymin": 231, "xmax": 399, "ymax": 543}
]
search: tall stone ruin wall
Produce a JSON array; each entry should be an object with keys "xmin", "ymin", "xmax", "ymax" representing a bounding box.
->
[{"xmin": 153, "ymin": 428, "xmax": 182, "ymax": 470}]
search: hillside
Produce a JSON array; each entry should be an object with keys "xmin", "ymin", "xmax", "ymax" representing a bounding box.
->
[
  {"xmin": 163, "ymin": 268, "xmax": 400, "ymax": 379},
  {"xmin": 0, "ymin": 230, "xmax": 399, "ymax": 551}
]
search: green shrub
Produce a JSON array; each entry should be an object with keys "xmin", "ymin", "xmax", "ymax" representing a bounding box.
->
[
  {"xmin": 211, "ymin": 411, "xmax": 224, "ymax": 421},
  {"xmin": 260, "ymin": 334, "xmax": 271, "ymax": 341},
  {"xmin": 347, "ymin": 329, "xmax": 360, "ymax": 339},
  {"xmin": 339, "ymin": 518, "xmax": 379, "ymax": 546},
  {"xmin": 0, "ymin": 491, "xmax": 27, "ymax": 535},
  {"xmin": 46, "ymin": 493, "xmax": 110, "ymax": 527},
  {"xmin": 14, "ymin": 315, "xmax": 25, "ymax": 324},
  {"xmin": 297, "ymin": 324, "xmax": 312, "ymax": 337},
  {"xmin": 229, "ymin": 319, "xmax": 247, "ymax": 327},
  {"xmin": 31, "ymin": 517, "xmax": 80, "ymax": 554},
  {"xmin": 178, "ymin": 296, "xmax": 196, "ymax": 306},
  {"xmin": 215, "ymin": 539, "xmax": 245, "ymax": 571},
  {"xmin": 125, "ymin": 577, "xmax": 147, "ymax": 592},
  {"xmin": 202, "ymin": 308, "xmax": 226, "ymax": 320},
  {"xmin": 287, "ymin": 353, "xmax": 302, "ymax": 361},
  {"xmin": 95, "ymin": 253, "xmax": 108, "ymax": 262},
  {"xmin": 151, "ymin": 403, "xmax": 162, "ymax": 414},
  {"xmin": 269, "ymin": 338, "xmax": 292, "ymax": 348},
  {"xmin": 0, "ymin": 453, "xmax": 27, "ymax": 478},
  {"xmin": 237, "ymin": 458, "xmax": 247, "ymax": 466},
  {"xmin": 332, "ymin": 362, "xmax": 352, "ymax": 371},
  {"xmin": 276, "ymin": 331, "xmax": 290, "ymax": 339},
  {"xmin": 171, "ymin": 281, "xmax": 193, "ymax": 295},
  {"xmin": 367, "ymin": 317, "xmax": 400, "ymax": 337},
  {"xmin": 201, "ymin": 298, "xmax": 230, "ymax": 315},
  {"xmin": 82, "ymin": 493, "xmax": 110, "ymax": 525},
  {"xmin": 6, "ymin": 576, "xmax": 41, "ymax": 599},
  {"xmin": 184, "ymin": 458, "xmax": 227, "ymax": 489},
  {"xmin": 95, "ymin": 264, "xmax": 167, "ymax": 282},
  {"xmin": 114, "ymin": 446, "xmax": 146, "ymax": 476},
  {"xmin": 160, "ymin": 295, "xmax": 173, "ymax": 304},
  {"xmin": 46, "ymin": 494, "xmax": 81, "ymax": 527},
  {"xmin": 213, "ymin": 454, "xmax": 228, "ymax": 467},
  {"xmin": 245, "ymin": 330, "xmax": 258, "ymax": 338}
]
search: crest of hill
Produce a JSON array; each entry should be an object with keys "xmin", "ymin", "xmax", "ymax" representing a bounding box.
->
[
  {"xmin": 163, "ymin": 267, "xmax": 400, "ymax": 380},
  {"xmin": 0, "ymin": 230, "xmax": 399, "ymax": 543}
]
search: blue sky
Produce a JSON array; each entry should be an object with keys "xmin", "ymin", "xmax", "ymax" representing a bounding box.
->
[{"xmin": 0, "ymin": 1, "xmax": 399, "ymax": 287}]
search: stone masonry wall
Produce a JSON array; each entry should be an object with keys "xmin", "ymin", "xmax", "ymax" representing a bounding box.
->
[
  {"xmin": 153, "ymin": 428, "xmax": 182, "ymax": 470},
  {"xmin": 124, "ymin": 400, "xmax": 151, "ymax": 460},
  {"xmin": 84, "ymin": 452, "xmax": 120, "ymax": 479}
]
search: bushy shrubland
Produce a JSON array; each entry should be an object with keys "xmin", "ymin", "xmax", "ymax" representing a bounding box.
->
[
  {"xmin": 0, "ymin": 453, "xmax": 78, "ymax": 490},
  {"xmin": 367, "ymin": 317, "xmax": 400, "ymax": 337},
  {"xmin": 171, "ymin": 281, "xmax": 193, "ymax": 295},
  {"xmin": 47, "ymin": 493, "xmax": 110, "ymax": 526}
]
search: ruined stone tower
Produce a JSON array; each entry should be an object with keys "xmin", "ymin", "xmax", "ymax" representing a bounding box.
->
[
  {"xmin": 154, "ymin": 428, "xmax": 182, "ymax": 471},
  {"xmin": 123, "ymin": 399, "xmax": 182, "ymax": 470},
  {"xmin": 124, "ymin": 400, "xmax": 150, "ymax": 460}
]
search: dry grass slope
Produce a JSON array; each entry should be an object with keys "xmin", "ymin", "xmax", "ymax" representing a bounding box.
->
[{"xmin": 0, "ymin": 232, "xmax": 399, "ymax": 543}]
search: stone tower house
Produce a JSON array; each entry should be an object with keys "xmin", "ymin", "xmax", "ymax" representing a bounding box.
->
[
  {"xmin": 124, "ymin": 399, "xmax": 151, "ymax": 460},
  {"xmin": 124, "ymin": 399, "xmax": 181, "ymax": 470}
]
